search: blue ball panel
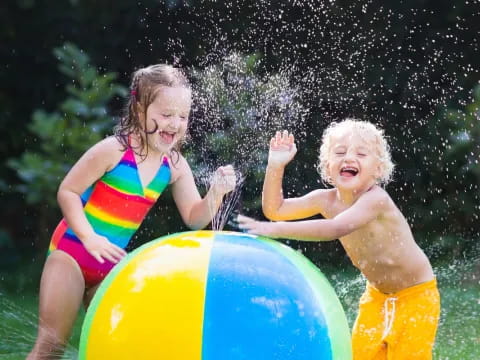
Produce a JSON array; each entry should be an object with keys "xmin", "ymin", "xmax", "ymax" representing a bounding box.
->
[{"xmin": 202, "ymin": 232, "xmax": 332, "ymax": 360}]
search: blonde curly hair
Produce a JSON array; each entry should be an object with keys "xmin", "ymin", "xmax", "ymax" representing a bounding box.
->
[{"xmin": 317, "ymin": 119, "xmax": 394, "ymax": 185}]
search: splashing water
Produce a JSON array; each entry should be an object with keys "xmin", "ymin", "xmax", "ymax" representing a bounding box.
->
[
  {"xmin": 323, "ymin": 253, "xmax": 480, "ymax": 359},
  {"xmin": 197, "ymin": 170, "xmax": 246, "ymax": 231},
  {"xmin": 188, "ymin": 51, "xmax": 309, "ymax": 179},
  {"xmin": 166, "ymin": 1, "xmax": 479, "ymax": 225},
  {"xmin": 4, "ymin": 1, "xmax": 479, "ymax": 358},
  {"xmin": 211, "ymin": 175, "xmax": 246, "ymax": 231},
  {"xmin": 0, "ymin": 293, "xmax": 80, "ymax": 359},
  {"xmin": 0, "ymin": 294, "xmax": 38, "ymax": 358}
]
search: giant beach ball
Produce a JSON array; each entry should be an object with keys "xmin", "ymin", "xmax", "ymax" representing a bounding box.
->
[{"xmin": 79, "ymin": 231, "xmax": 351, "ymax": 359}]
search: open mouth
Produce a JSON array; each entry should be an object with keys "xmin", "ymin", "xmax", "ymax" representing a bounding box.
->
[
  {"xmin": 158, "ymin": 131, "xmax": 175, "ymax": 144},
  {"xmin": 340, "ymin": 166, "xmax": 358, "ymax": 177}
]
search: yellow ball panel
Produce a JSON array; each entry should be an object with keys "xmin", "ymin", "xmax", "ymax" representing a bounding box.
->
[{"xmin": 85, "ymin": 231, "xmax": 214, "ymax": 359}]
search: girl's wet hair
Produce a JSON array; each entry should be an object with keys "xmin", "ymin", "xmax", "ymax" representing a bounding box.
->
[
  {"xmin": 317, "ymin": 118, "xmax": 395, "ymax": 185},
  {"xmin": 114, "ymin": 64, "xmax": 191, "ymax": 162}
]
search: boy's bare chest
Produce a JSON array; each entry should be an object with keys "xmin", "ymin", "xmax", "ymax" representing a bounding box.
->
[
  {"xmin": 341, "ymin": 227, "xmax": 384, "ymax": 253},
  {"xmin": 340, "ymin": 232, "xmax": 397, "ymax": 278}
]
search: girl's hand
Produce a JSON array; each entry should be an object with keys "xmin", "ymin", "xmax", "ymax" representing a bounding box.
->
[
  {"xmin": 82, "ymin": 233, "xmax": 127, "ymax": 264},
  {"xmin": 210, "ymin": 165, "xmax": 237, "ymax": 196},
  {"xmin": 268, "ymin": 130, "xmax": 297, "ymax": 168},
  {"xmin": 236, "ymin": 214, "xmax": 278, "ymax": 238}
]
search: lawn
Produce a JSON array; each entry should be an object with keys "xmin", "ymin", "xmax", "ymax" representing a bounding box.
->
[
  {"xmin": 327, "ymin": 264, "xmax": 479, "ymax": 360},
  {"xmin": 1, "ymin": 259, "xmax": 478, "ymax": 359}
]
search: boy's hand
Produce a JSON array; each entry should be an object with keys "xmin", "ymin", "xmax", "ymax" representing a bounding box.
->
[
  {"xmin": 211, "ymin": 165, "xmax": 237, "ymax": 195},
  {"xmin": 237, "ymin": 214, "xmax": 278, "ymax": 238},
  {"xmin": 268, "ymin": 130, "xmax": 297, "ymax": 168},
  {"xmin": 82, "ymin": 233, "xmax": 127, "ymax": 264}
]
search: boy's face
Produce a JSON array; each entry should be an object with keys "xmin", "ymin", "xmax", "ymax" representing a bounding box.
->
[
  {"xmin": 326, "ymin": 129, "xmax": 382, "ymax": 191},
  {"xmin": 140, "ymin": 86, "xmax": 192, "ymax": 153}
]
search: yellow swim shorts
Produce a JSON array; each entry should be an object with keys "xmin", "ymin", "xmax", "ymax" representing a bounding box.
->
[{"xmin": 352, "ymin": 278, "xmax": 440, "ymax": 360}]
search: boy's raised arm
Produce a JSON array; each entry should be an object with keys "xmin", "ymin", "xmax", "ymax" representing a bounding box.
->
[
  {"xmin": 262, "ymin": 159, "xmax": 288, "ymax": 219},
  {"xmin": 263, "ymin": 131, "xmax": 323, "ymax": 220},
  {"xmin": 262, "ymin": 131, "xmax": 297, "ymax": 219}
]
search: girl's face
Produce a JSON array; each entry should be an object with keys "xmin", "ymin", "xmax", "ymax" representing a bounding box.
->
[
  {"xmin": 140, "ymin": 86, "xmax": 192, "ymax": 153},
  {"xmin": 326, "ymin": 129, "xmax": 382, "ymax": 192}
]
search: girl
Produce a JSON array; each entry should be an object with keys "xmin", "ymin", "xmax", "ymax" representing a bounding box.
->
[{"xmin": 28, "ymin": 64, "xmax": 237, "ymax": 359}]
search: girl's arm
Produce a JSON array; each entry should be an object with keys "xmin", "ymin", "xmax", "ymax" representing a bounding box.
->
[
  {"xmin": 57, "ymin": 137, "xmax": 126, "ymax": 263},
  {"xmin": 171, "ymin": 157, "xmax": 236, "ymax": 230},
  {"xmin": 239, "ymin": 187, "xmax": 389, "ymax": 241}
]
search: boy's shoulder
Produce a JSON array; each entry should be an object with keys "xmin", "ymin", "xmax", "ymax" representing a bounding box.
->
[
  {"xmin": 358, "ymin": 185, "xmax": 394, "ymax": 213},
  {"xmin": 364, "ymin": 185, "xmax": 391, "ymax": 201}
]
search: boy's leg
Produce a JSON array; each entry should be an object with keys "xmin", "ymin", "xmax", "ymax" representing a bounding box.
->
[
  {"xmin": 27, "ymin": 251, "xmax": 85, "ymax": 360},
  {"xmin": 386, "ymin": 285, "xmax": 440, "ymax": 360},
  {"xmin": 352, "ymin": 287, "xmax": 388, "ymax": 360}
]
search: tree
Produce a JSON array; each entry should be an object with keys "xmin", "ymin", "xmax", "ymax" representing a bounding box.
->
[
  {"xmin": 7, "ymin": 42, "xmax": 126, "ymax": 249},
  {"xmin": 409, "ymin": 85, "xmax": 480, "ymax": 260},
  {"xmin": 188, "ymin": 52, "xmax": 309, "ymax": 224}
]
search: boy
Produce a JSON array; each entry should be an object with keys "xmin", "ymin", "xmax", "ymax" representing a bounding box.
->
[{"xmin": 238, "ymin": 119, "xmax": 440, "ymax": 360}]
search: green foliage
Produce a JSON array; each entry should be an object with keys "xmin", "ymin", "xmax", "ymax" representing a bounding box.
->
[
  {"xmin": 1, "ymin": 0, "xmax": 479, "ymax": 261},
  {"xmin": 445, "ymin": 84, "xmax": 480, "ymax": 179},
  {"xmin": 8, "ymin": 43, "xmax": 127, "ymax": 207},
  {"xmin": 0, "ymin": 229, "xmax": 12, "ymax": 249},
  {"xmin": 409, "ymin": 85, "xmax": 480, "ymax": 253},
  {"xmin": 189, "ymin": 52, "xmax": 308, "ymax": 212}
]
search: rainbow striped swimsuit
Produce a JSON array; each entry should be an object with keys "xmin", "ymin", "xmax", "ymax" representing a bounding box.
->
[{"xmin": 49, "ymin": 147, "xmax": 171, "ymax": 286}]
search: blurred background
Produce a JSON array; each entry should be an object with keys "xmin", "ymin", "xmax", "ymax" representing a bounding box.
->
[{"xmin": 1, "ymin": 0, "xmax": 479, "ymax": 358}]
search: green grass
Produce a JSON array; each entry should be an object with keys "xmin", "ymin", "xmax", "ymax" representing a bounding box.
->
[
  {"xmin": 325, "ymin": 260, "xmax": 480, "ymax": 360},
  {"xmin": 0, "ymin": 291, "xmax": 84, "ymax": 360},
  {"xmin": 434, "ymin": 285, "xmax": 479, "ymax": 359},
  {"xmin": 1, "ymin": 260, "xmax": 478, "ymax": 359}
]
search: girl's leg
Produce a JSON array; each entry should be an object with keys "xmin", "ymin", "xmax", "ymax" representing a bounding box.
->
[
  {"xmin": 84, "ymin": 282, "xmax": 101, "ymax": 308},
  {"xmin": 27, "ymin": 251, "xmax": 85, "ymax": 360}
]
